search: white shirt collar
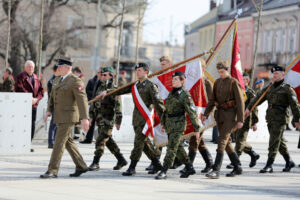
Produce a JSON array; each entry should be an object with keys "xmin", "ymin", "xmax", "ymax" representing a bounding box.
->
[{"xmin": 62, "ymin": 72, "xmax": 71, "ymax": 81}]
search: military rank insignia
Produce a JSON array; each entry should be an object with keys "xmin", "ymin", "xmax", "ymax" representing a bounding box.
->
[{"xmin": 77, "ymin": 86, "xmax": 83, "ymax": 91}]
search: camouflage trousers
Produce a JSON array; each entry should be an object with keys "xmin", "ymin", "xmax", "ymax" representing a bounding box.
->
[
  {"xmin": 163, "ymin": 131, "xmax": 189, "ymax": 169},
  {"xmin": 188, "ymin": 132, "xmax": 207, "ymax": 152},
  {"xmin": 48, "ymin": 123, "xmax": 87, "ymax": 175},
  {"xmin": 216, "ymin": 120, "xmax": 235, "ymax": 154},
  {"xmin": 130, "ymin": 126, "xmax": 157, "ymax": 161},
  {"xmin": 234, "ymin": 125, "xmax": 252, "ymax": 156},
  {"xmin": 267, "ymin": 121, "xmax": 289, "ymax": 159},
  {"xmin": 94, "ymin": 125, "xmax": 121, "ymax": 158}
]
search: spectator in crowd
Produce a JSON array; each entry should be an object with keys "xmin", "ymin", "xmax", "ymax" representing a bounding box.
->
[
  {"xmin": 0, "ymin": 67, "xmax": 15, "ymax": 92},
  {"xmin": 15, "ymin": 60, "xmax": 44, "ymax": 152},
  {"xmin": 47, "ymin": 64, "xmax": 59, "ymax": 148},
  {"xmin": 80, "ymin": 67, "xmax": 103, "ymax": 144},
  {"xmin": 118, "ymin": 70, "xmax": 127, "ymax": 87}
]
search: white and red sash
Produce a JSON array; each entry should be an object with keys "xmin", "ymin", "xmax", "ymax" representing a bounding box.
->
[{"xmin": 131, "ymin": 82, "xmax": 154, "ymax": 137}]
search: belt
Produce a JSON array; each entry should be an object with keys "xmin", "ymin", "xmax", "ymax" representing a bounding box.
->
[{"xmin": 167, "ymin": 112, "xmax": 185, "ymax": 118}]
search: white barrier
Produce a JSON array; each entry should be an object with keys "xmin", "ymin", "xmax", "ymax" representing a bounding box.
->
[
  {"xmin": 0, "ymin": 93, "xmax": 32, "ymax": 154},
  {"xmin": 112, "ymin": 95, "xmax": 135, "ymax": 143}
]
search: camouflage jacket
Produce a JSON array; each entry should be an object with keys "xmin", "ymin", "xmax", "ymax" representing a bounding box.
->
[
  {"xmin": 90, "ymin": 79, "xmax": 122, "ymax": 128},
  {"xmin": 0, "ymin": 77, "xmax": 15, "ymax": 92},
  {"xmin": 248, "ymin": 80, "xmax": 300, "ymax": 124},
  {"xmin": 161, "ymin": 87, "xmax": 200, "ymax": 133},
  {"xmin": 111, "ymin": 78, "xmax": 165, "ymax": 127},
  {"xmin": 244, "ymin": 86, "xmax": 258, "ymax": 128}
]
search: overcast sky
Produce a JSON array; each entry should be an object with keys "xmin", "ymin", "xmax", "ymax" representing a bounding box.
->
[{"xmin": 143, "ymin": 0, "xmax": 210, "ymax": 45}]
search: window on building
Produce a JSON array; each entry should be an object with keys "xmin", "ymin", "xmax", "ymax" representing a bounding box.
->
[
  {"xmin": 289, "ymin": 26, "xmax": 296, "ymax": 52},
  {"xmin": 280, "ymin": 29, "xmax": 286, "ymax": 53},
  {"xmin": 263, "ymin": 31, "xmax": 269, "ymax": 53},
  {"xmin": 245, "ymin": 43, "xmax": 250, "ymax": 61}
]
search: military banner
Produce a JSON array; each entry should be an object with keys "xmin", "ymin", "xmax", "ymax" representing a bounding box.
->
[
  {"xmin": 285, "ymin": 54, "xmax": 300, "ymax": 103},
  {"xmin": 151, "ymin": 60, "xmax": 214, "ymax": 147}
]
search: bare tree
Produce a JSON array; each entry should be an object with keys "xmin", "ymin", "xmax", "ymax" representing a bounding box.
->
[{"xmin": 0, "ymin": 0, "xmax": 147, "ymax": 77}]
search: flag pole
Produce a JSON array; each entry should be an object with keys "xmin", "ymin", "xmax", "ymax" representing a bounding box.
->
[{"xmin": 88, "ymin": 49, "xmax": 214, "ymax": 104}]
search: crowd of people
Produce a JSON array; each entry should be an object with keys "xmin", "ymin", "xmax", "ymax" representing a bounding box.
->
[{"xmin": 0, "ymin": 55, "xmax": 300, "ymax": 180}]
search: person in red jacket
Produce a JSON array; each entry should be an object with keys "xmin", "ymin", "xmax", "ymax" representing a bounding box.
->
[{"xmin": 15, "ymin": 60, "xmax": 44, "ymax": 151}]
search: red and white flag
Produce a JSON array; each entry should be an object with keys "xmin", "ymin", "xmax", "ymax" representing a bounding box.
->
[
  {"xmin": 205, "ymin": 21, "xmax": 245, "ymax": 90},
  {"xmin": 151, "ymin": 60, "xmax": 211, "ymax": 146},
  {"xmin": 231, "ymin": 27, "xmax": 245, "ymax": 90},
  {"xmin": 285, "ymin": 54, "xmax": 300, "ymax": 103}
]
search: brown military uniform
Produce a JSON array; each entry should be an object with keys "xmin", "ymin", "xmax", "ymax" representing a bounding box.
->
[
  {"xmin": 47, "ymin": 73, "xmax": 89, "ymax": 175},
  {"xmin": 204, "ymin": 76, "xmax": 244, "ymax": 154},
  {"xmin": 0, "ymin": 77, "xmax": 15, "ymax": 92}
]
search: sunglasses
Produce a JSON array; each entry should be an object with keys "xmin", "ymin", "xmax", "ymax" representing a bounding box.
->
[{"xmin": 102, "ymin": 74, "xmax": 109, "ymax": 77}]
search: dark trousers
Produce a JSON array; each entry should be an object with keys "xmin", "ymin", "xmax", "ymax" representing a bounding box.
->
[
  {"xmin": 48, "ymin": 113, "xmax": 57, "ymax": 146},
  {"xmin": 212, "ymin": 126, "xmax": 219, "ymax": 142},
  {"xmin": 31, "ymin": 108, "xmax": 37, "ymax": 141},
  {"xmin": 85, "ymin": 118, "xmax": 96, "ymax": 142}
]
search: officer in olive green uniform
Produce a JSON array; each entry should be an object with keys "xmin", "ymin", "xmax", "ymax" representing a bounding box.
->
[
  {"xmin": 0, "ymin": 67, "xmax": 14, "ymax": 92},
  {"xmin": 41, "ymin": 58, "xmax": 89, "ymax": 178},
  {"xmin": 247, "ymin": 65, "xmax": 300, "ymax": 173},
  {"xmin": 227, "ymin": 73, "xmax": 260, "ymax": 169},
  {"xmin": 88, "ymin": 66, "xmax": 127, "ymax": 171},
  {"xmin": 99, "ymin": 63, "xmax": 165, "ymax": 176},
  {"xmin": 202, "ymin": 61, "xmax": 244, "ymax": 179},
  {"xmin": 155, "ymin": 71, "xmax": 200, "ymax": 179}
]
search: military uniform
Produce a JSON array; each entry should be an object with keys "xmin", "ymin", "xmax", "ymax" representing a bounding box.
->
[
  {"xmin": 42, "ymin": 71, "xmax": 89, "ymax": 178},
  {"xmin": 233, "ymin": 86, "xmax": 259, "ymax": 167},
  {"xmin": 157, "ymin": 87, "xmax": 200, "ymax": 179},
  {"xmin": 248, "ymin": 78, "xmax": 300, "ymax": 173},
  {"xmin": 111, "ymin": 77, "xmax": 165, "ymax": 176},
  {"xmin": 187, "ymin": 77, "xmax": 213, "ymax": 173},
  {"xmin": 118, "ymin": 77, "xmax": 127, "ymax": 87},
  {"xmin": 204, "ymin": 75, "xmax": 244, "ymax": 178},
  {"xmin": 0, "ymin": 77, "xmax": 15, "ymax": 92},
  {"xmin": 88, "ymin": 78, "xmax": 127, "ymax": 171}
]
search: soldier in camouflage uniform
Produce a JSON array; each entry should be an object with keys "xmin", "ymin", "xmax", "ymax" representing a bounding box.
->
[
  {"xmin": 202, "ymin": 61, "xmax": 245, "ymax": 179},
  {"xmin": 98, "ymin": 63, "xmax": 165, "ymax": 176},
  {"xmin": 246, "ymin": 65, "xmax": 300, "ymax": 173},
  {"xmin": 227, "ymin": 73, "xmax": 260, "ymax": 169},
  {"xmin": 88, "ymin": 66, "xmax": 127, "ymax": 171},
  {"xmin": 0, "ymin": 67, "xmax": 14, "ymax": 92},
  {"xmin": 155, "ymin": 71, "xmax": 200, "ymax": 179}
]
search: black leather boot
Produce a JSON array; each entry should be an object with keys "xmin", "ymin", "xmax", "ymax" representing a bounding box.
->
[
  {"xmin": 148, "ymin": 157, "xmax": 163, "ymax": 174},
  {"xmin": 145, "ymin": 162, "xmax": 153, "ymax": 171},
  {"xmin": 282, "ymin": 154, "xmax": 295, "ymax": 172},
  {"xmin": 70, "ymin": 168, "xmax": 88, "ymax": 177},
  {"xmin": 259, "ymin": 158, "xmax": 274, "ymax": 173},
  {"xmin": 122, "ymin": 160, "xmax": 138, "ymax": 176},
  {"xmin": 113, "ymin": 153, "xmax": 128, "ymax": 170},
  {"xmin": 170, "ymin": 157, "xmax": 182, "ymax": 169},
  {"xmin": 180, "ymin": 163, "xmax": 195, "ymax": 178},
  {"xmin": 206, "ymin": 152, "xmax": 223, "ymax": 179},
  {"xmin": 247, "ymin": 150, "xmax": 260, "ymax": 168},
  {"xmin": 88, "ymin": 156, "xmax": 100, "ymax": 171},
  {"xmin": 180, "ymin": 150, "xmax": 196, "ymax": 174},
  {"xmin": 155, "ymin": 167, "xmax": 168, "ymax": 180},
  {"xmin": 200, "ymin": 149, "xmax": 213, "ymax": 173},
  {"xmin": 226, "ymin": 152, "xmax": 243, "ymax": 177}
]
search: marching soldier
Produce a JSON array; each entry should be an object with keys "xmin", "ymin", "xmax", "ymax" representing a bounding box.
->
[
  {"xmin": 0, "ymin": 67, "xmax": 14, "ymax": 92},
  {"xmin": 246, "ymin": 65, "xmax": 300, "ymax": 173},
  {"xmin": 155, "ymin": 71, "xmax": 200, "ymax": 179},
  {"xmin": 41, "ymin": 58, "xmax": 90, "ymax": 178},
  {"xmin": 180, "ymin": 59, "xmax": 213, "ymax": 174},
  {"xmin": 88, "ymin": 66, "xmax": 127, "ymax": 171},
  {"xmin": 98, "ymin": 63, "xmax": 165, "ymax": 176},
  {"xmin": 202, "ymin": 61, "xmax": 244, "ymax": 179},
  {"xmin": 227, "ymin": 73, "xmax": 260, "ymax": 169}
]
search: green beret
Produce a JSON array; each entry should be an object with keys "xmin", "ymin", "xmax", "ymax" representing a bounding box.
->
[{"xmin": 102, "ymin": 66, "xmax": 114, "ymax": 73}]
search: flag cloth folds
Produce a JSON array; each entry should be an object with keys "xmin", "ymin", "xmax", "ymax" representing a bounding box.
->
[
  {"xmin": 285, "ymin": 54, "xmax": 300, "ymax": 103},
  {"xmin": 151, "ymin": 60, "xmax": 212, "ymax": 147},
  {"xmin": 205, "ymin": 21, "xmax": 245, "ymax": 90}
]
